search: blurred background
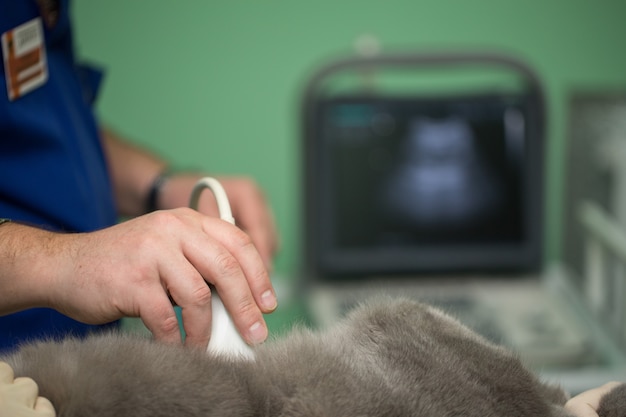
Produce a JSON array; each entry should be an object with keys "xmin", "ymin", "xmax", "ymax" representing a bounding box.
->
[{"xmin": 72, "ymin": 1, "xmax": 626, "ymax": 277}]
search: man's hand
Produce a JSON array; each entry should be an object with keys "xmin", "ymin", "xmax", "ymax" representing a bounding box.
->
[
  {"xmin": 0, "ymin": 209, "xmax": 277, "ymax": 350},
  {"xmin": 158, "ymin": 174, "xmax": 279, "ymax": 272}
]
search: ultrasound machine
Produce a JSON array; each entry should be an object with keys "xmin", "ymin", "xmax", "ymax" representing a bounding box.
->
[{"xmin": 298, "ymin": 50, "xmax": 626, "ymax": 394}]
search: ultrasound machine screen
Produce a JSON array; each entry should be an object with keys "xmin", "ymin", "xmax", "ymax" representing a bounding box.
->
[{"xmin": 310, "ymin": 94, "xmax": 543, "ymax": 277}]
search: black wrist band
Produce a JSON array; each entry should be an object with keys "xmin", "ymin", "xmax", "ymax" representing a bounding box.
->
[{"xmin": 145, "ymin": 170, "xmax": 171, "ymax": 213}]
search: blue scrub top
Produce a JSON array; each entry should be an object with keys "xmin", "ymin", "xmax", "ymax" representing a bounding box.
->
[{"xmin": 0, "ymin": 0, "xmax": 120, "ymax": 352}]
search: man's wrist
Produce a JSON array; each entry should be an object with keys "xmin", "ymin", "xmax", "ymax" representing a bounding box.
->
[{"xmin": 145, "ymin": 170, "xmax": 172, "ymax": 213}]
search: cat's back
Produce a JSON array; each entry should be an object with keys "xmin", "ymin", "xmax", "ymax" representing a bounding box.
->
[
  {"xmin": 3, "ymin": 332, "xmax": 254, "ymax": 417},
  {"xmin": 1, "ymin": 298, "xmax": 575, "ymax": 417},
  {"xmin": 253, "ymin": 297, "xmax": 569, "ymax": 417}
]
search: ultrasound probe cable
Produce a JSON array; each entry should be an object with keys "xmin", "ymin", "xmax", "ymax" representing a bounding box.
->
[{"xmin": 189, "ymin": 177, "xmax": 256, "ymax": 360}]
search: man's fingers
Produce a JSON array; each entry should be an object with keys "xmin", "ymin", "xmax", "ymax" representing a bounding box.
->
[
  {"xmin": 228, "ymin": 179, "xmax": 279, "ymax": 271},
  {"xmin": 158, "ymin": 254, "xmax": 213, "ymax": 349},
  {"xmin": 182, "ymin": 222, "xmax": 269, "ymax": 345},
  {"xmin": 198, "ymin": 217, "xmax": 276, "ymax": 315},
  {"xmin": 212, "ymin": 224, "xmax": 277, "ymax": 314},
  {"xmin": 245, "ymin": 221, "xmax": 278, "ymax": 274},
  {"xmin": 138, "ymin": 291, "xmax": 182, "ymax": 346}
]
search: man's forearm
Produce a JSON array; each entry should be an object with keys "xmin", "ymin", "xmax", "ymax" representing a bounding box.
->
[
  {"xmin": 100, "ymin": 128, "xmax": 167, "ymax": 217},
  {"xmin": 0, "ymin": 222, "xmax": 63, "ymax": 316}
]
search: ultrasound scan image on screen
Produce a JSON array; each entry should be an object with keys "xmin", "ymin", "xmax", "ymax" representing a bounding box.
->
[{"xmin": 314, "ymin": 95, "xmax": 534, "ymax": 275}]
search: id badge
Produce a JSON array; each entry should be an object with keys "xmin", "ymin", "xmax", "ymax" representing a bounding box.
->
[{"xmin": 2, "ymin": 17, "xmax": 48, "ymax": 101}]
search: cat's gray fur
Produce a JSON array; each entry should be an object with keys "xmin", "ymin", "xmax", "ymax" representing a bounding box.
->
[{"xmin": 1, "ymin": 297, "xmax": 623, "ymax": 416}]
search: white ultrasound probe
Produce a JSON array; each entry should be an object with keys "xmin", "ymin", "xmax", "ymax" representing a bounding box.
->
[{"xmin": 189, "ymin": 177, "xmax": 256, "ymax": 360}]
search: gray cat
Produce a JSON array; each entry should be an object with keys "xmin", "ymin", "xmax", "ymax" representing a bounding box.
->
[{"xmin": 2, "ymin": 297, "xmax": 624, "ymax": 416}]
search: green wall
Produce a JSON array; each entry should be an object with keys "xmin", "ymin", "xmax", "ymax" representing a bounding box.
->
[{"xmin": 72, "ymin": 1, "xmax": 626, "ymax": 279}]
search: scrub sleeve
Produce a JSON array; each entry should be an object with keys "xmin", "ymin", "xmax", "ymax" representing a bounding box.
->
[{"xmin": 0, "ymin": 0, "xmax": 119, "ymax": 352}]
